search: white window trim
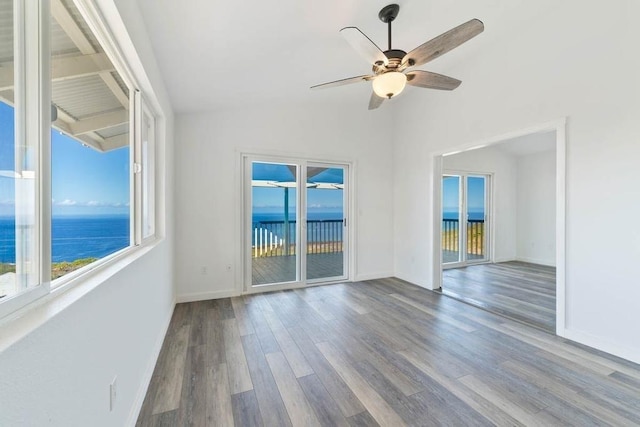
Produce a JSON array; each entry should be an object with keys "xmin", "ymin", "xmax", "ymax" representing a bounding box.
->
[{"xmin": 0, "ymin": 0, "xmax": 52, "ymax": 319}]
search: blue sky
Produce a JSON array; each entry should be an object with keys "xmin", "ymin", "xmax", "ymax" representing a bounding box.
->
[
  {"xmin": 252, "ymin": 162, "xmax": 343, "ymax": 213},
  {"xmin": 0, "ymin": 101, "xmax": 129, "ymax": 217},
  {"xmin": 443, "ymin": 175, "xmax": 485, "ymax": 214}
]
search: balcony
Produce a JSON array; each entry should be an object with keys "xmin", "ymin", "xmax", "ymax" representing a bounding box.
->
[
  {"xmin": 442, "ymin": 218, "xmax": 485, "ymax": 264},
  {"xmin": 252, "ymin": 219, "xmax": 344, "ymax": 284}
]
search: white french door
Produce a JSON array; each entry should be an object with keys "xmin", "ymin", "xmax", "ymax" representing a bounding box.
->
[
  {"xmin": 442, "ymin": 172, "xmax": 490, "ymax": 268},
  {"xmin": 243, "ymin": 155, "xmax": 349, "ymax": 291}
]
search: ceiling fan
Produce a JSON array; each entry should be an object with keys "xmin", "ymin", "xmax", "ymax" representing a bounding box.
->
[{"xmin": 311, "ymin": 4, "xmax": 484, "ymax": 110}]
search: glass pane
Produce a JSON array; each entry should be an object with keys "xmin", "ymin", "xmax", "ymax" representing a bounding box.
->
[
  {"xmin": 251, "ymin": 161, "xmax": 298, "ymax": 285},
  {"xmin": 466, "ymin": 176, "xmax": 486, "ymax": 261},
  {"xmin": 442, "ymin": 175, "xmax": 461, "ymax": 264},
  {"xmin": 50, "ymin": 1, "xmax": 130, "ymax": 280},
  {"xmin": 142, "ymin": 108, "xmax": 155, "ymax": 238},
  {"xmin": 0, "ymin": 0, "xmax": 39, "ymax": 300},
  {"xmin": 306, "ymin": 166, "xmax": 344, "ymax": 280}
]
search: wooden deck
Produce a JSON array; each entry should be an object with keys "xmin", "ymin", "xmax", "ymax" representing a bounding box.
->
[
  {"xmin": 252, "ymin": 253, "xmax": 344, "ymax": 285},
  {"xmin": 442, "ymin": 261, "xmax": 556, "ymax": 332},
  {"xmin": 137, "ymin": 278, "xmax": 640, "ymax": 426}
]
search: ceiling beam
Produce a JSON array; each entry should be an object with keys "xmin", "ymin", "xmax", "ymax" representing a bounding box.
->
[
  {"xmin": 0, "ymin": 53, "xmax": 115, "ymax": 91},
  {"xmin": 68, "ymin": 109, "xmax": 128, "ymax": 136},
  {"xmin": 54, "ymin": 109, "xmax": 112, "ymax": 152},
  {"xmin": 51, "ymin": 0, "xmax": 129, "ymax": 109},
  {"xmin": 101, "ymin": 134, "xmax": 129, "ymax": 151}
]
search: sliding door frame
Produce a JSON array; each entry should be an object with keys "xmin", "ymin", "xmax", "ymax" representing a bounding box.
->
[
  {"xmin": 306, "ymin": 161, "xmax": 349, "ymax": 285},
  {"xmin": 241, "ymin": 153, "xmax": 352, "ymax": 294},
  {"xmin": 442, "ymin": 171, "xmax": 492, "ymax": 269}
]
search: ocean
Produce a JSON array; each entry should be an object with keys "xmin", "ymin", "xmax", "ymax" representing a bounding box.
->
[
  {"xmin": 443, "ymin": 211, "xmax": 485, "ymax": 221},
  {"xmin": 0, "ymin": 215, "xmax": 129, "ymax": 263}
]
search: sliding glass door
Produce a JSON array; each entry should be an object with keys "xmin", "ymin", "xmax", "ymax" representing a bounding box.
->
[
  {"xmin": 442, "ymin": 173, "xmax": 490, "ymax": 267},
  {"xmin": 306, "ymin": 164, "xmax": 345, "ymax": 281},
  {"xmin": 250, "ymin": 161, "xmax": 299, "ymax": 285},
  {"xmin": 246, "ymin": 157, "xmax": 348, "ymax": 289}
]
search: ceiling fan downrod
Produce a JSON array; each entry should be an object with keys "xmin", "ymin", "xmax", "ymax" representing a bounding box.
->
[{"xmin": 378, "ymin": 4, "xmax": 400, "ymax": 51}]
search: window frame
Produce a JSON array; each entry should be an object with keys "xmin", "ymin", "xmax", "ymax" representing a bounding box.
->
[
  {"xmin": 133, "ymin": 90, "xmax": 157, "ymax": 245},
  {"xmin": 0, "ymin": 0, "xmax": 160, "ymax": 319}
]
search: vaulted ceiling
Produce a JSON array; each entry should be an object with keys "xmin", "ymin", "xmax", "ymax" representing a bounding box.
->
[{"xmin": 136, "ymin": 0, "xmax": 552, "ymax": 113}]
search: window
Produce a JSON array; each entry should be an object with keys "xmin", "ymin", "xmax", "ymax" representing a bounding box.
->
[{"xmin": 0, "ymin": 0, "xmax": 158, "ymax": 317}]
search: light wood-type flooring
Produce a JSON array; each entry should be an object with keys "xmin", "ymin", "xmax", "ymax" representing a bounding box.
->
[
  {"xmin": 443, "ymin": 262, "xmax": 556, "ymax": 332},
  {"xmin": 137, "ymin": 278, "xmax": 640, "ymax": 426}
]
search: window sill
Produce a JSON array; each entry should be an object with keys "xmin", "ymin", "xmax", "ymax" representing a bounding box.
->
[{"xmin": 0, "ymin": 238, "xmax": 161, "ymax": 353}]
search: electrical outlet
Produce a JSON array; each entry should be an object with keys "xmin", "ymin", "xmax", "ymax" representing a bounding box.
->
[{"xmin": 110, "ymin": 376, "xmax": 117, "ymax": 411}]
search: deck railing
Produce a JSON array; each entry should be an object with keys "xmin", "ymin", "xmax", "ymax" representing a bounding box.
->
[
  {"xmin": 252, "ymin": 219, "xmax": 343, "ymax": 258},
  {"xmin": 442, "ymin": 219, "xmax": 485, "ymax": 256}
]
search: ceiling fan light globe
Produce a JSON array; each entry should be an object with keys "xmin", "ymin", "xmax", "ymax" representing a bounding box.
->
[{"xmin": 372, "ymin": 72, "xmax": 407, "ymax": 99}]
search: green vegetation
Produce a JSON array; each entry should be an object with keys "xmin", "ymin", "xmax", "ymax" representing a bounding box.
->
[
  {"xmin": 1, "ymin": 258, "xmax": 98, "ymax": 280},
  {"xmin": 52, "ymin": 258, "xmax": 97, "ymax": 279},
  {"xmin": 1, "ymin": 263, "xmax": 15, "ymax": 275}
]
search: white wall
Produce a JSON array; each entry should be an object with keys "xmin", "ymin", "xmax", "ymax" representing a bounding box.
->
[
  {"xmin": 175, "ymin": 103, "xmax": 394, "ymax": 301},
  {"xmin": 0, "ymin": 1, "xmax": 176, "ymax": 425},
  {"xmin": 443, "ymin": 145, "xmax": 517, "ymax": 262},
  {"xmin": 516, "ymin": 150, "xmax": 556, "ymax": 266},
  {"xmin": 393, "ymin": 0, "xmax": 640, "ymax": 363}
]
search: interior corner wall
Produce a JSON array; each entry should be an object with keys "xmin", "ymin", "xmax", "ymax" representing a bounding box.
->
[
  {"xmin": 174, "ymin": 103, "xmax": 394, "ymax": 301},
  {"xmin": 392, "ymin": 0, "xmax": 640, "ymax": 363},
  {"xmin": 442, "ymin": 146, "xmax": 518, "ymax": 263},
  {"xmin": 0, "ymin": 1, "xmax": 176, "ymax": 425},
  {"xmin": 516, "ymin": 150, "xmax": 556, "ymax": 266}
]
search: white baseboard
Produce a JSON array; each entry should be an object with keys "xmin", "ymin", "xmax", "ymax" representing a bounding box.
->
[
  {"xmin": 562, "ymin": 327, "xmax": 640, "ymax": 365},
  {"xmin": 391, "ymin": 273, "xmax": 434, "ymax": 290},
  {"xmin": 515, "ymin": 256, "xmax": 556, "ymax": 267},
  {"xmin": 353, "ymin": 271, "xmax": 394, "ymax": 282},
  {"xmin": 176, "ymin": 289, "xmax": 239, "ymax": 303},
  {"xmin": 127, "ymin": 299, "xmax": 176, "ymax": 427},
  {"xmin": 493, "ymin": 257, "xmax": 516, "ymax": 263}
]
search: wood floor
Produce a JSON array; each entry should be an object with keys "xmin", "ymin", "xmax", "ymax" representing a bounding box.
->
[
  {"xmin": 137, "ymin": 278, "xmax": 640, "ymax": 426},
  {"xmin": 442, "ymin": 262, "xmax": 556, "ymax": 332}
]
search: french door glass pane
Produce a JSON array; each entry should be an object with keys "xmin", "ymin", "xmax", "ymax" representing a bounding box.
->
[
  {"xmin": 466, "ymin": 176, "xmax": 486, "ymax": 261},
  {"xmin": 251, "ymin": 161, "xmax": 298, "ymax": 285},
  {"xmin": 306, "ymin": 166, "xmax": 344, "ymax": 280},
  {"xmin": 442, "ymin": 175, "xmax": 461, "ymax": 264}
]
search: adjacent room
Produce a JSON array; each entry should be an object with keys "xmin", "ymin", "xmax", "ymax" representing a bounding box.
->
[
  {"xmin": 1, "ymin": 0, "xmax": 640, "ymax": 426},
  {"xmin": 440, "ymin": 131, "xmax": 558, "ymax": 332}
]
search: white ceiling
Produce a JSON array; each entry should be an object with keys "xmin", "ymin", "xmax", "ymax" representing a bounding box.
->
[{"xmin": 135, "ymin": 0, "xmax": 552, "ymax": 113}]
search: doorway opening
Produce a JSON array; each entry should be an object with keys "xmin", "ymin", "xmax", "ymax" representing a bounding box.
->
[{"xmin": 433, "ymin": 120, "xmax": 566, "ymax": 335}]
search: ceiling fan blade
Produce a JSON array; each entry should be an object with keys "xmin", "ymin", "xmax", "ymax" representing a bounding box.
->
[
  {"xmin": 340, "ymin": 27, "xmax": 389, "ymax": 66},
  {"xmin": 368, "ymin": 92, "xmax": 385, "ymax": 110},
  {"xmin": 406, "ymin": 70, "xmax": 461, "ymax": 90},
  {"xmin": 311, "ymin": 75, "xmax": 374, "ymax": 90},
  {"xmin": 402, "ymin": 19, "xmax": 484, "ymax": 68}
]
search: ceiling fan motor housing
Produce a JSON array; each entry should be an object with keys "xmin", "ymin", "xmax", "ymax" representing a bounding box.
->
[{"xmin": 373, "ymin": 50, "xmax": 406, "ymax": 73}]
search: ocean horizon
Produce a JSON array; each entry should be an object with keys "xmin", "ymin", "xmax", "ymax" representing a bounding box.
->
[{"xmin": 0, "ymin": 214, "xmax": 129, "ymax": 263}]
